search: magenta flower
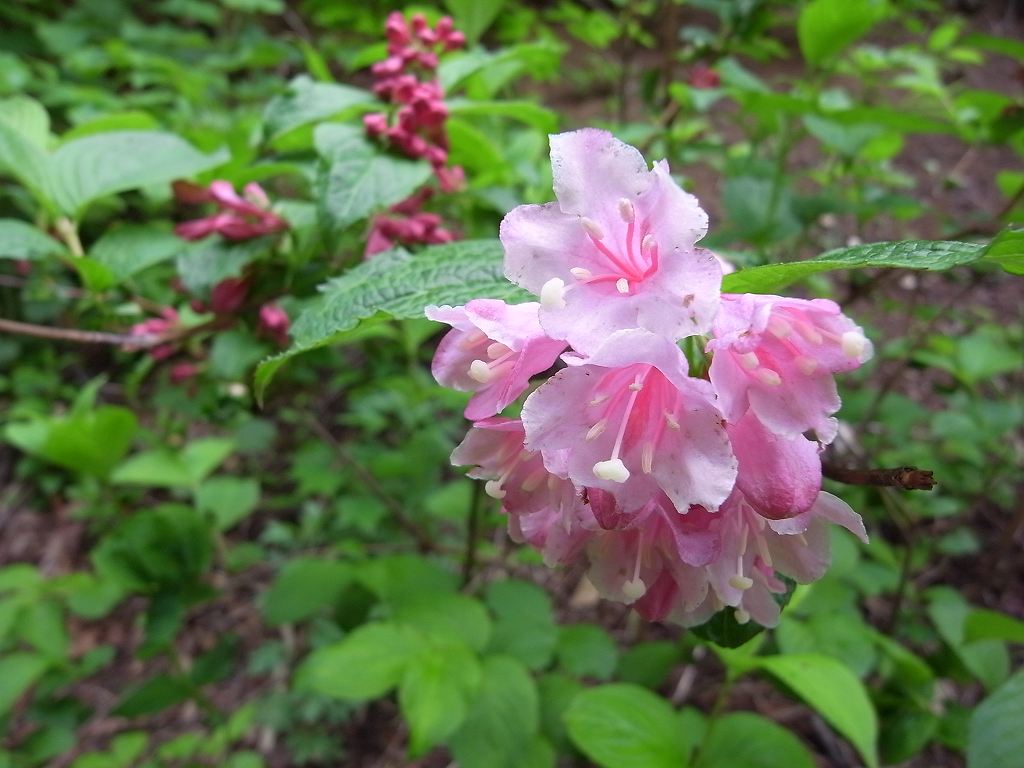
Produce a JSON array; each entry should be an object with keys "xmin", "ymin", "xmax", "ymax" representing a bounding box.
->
[
  {"xmin": 129, "ymin": 308, "xmax": 181, "ymax": 361},
  {"xmin": 259, "ymin": 303, "xmax": 290, "ymax": 347},
  {"xmin": 500, "ymin": 129, "xmax": 722, "ymax": 352},
  {"xmin": 451, "ymin": 417, "xmax": 594, "ymax": 566},
  {"xmin": 708, "ymin": 294, "xmax": 873, "ymax": 443},
  {"xmin": 521, "ymin": 329, "xmax": 737, "ymax": 515},
  {"xmin": 426, "ymin": 300, "xmax": 566, "ymax": 421},
  {"xmin": 174, "ymin": 180, "xmax": 287, "ymax": 242}
]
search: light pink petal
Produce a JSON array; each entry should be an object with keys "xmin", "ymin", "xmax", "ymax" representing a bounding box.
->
[
  {"xmin": 647, "ymin": 160, "xmax": 708, "ymax": 248},
  {"xmin": 500, "ymin": 203, "xmax": 589, "ymax": 294},
  {"xmin": 810, "ymin": 491, "xmax": 868, "ymax": 543},
  {"xmin": 748, "ymin": 372, "xmax": 840, "ymax": 443},
  {"xmin": 549, "ymin": 128, "xmax": 652, "ymax": 218}
]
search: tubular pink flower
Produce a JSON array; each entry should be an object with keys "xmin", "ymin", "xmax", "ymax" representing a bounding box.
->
[
  {"xmin": 426, "ymin": 300, "xmax": 567, "ymax": 421},
  {"xmin": 451, "ymin": 418, "xmax": 594, "ymax": 566},
  {"xmin": 259, "ymin": 303, "xmax": 290, "ymax": 347},
  {"xmin": 500, "ymin": 129, "xmax": 721, "ymax": 353},
  {"xmin": 708, "ymin": 294, "xmax": 873, "ymax": 443},
  {"xmin": 174, "ymin": 180, "xmax": 287, "ymax": 242},
  {"xmin": 521, "ymin": 329, "xmax": 737, "ymax": 515}
]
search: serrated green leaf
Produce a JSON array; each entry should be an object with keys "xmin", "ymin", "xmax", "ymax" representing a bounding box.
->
[
  {"xmin": 564, "ymin": 684, "xmax": 692, "ymax": 768},
  {"xmin": 111, "ymin": 438, "xmax": 234, "ymax": 489},
  {"xmin": 254, "ymin": 239, "xmax": 526, "ymax": 400},
  {"xmin": 262, "ymin": 557, "xmax": 350, "ymax": 626},
  {"xmin": 447, "ymin": 98, "xmax": 558, "ymax": 132},
  {"xmin": 722, "ymin": 240, "xmax": 984, "ymax": 294},
  {"xmin": 0, "ymin": 219, "xmax": 67, "ymax": 261},
  {"xmin": 556, "ymin": 624, "xmax": 618, "ymax": 680},
  {"xmin": 400, "ymin": 644, "xmax": 481, "ymax": 756},
  {"xmin": 263, "ymin": 75, "xmax": 373, "ymax": 143}
]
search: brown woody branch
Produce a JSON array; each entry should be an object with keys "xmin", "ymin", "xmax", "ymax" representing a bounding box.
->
[
  {"xmin": 0, "ymin": 317, "xmax": 161, "ymax": 347},
  {"xmin": 823, "ymin": 464, "xmax": 936, "ymax": 491}
]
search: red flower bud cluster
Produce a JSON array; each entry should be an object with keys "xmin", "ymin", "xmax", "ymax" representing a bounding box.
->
[
  {"xmin": 365, "ymin": 188, "xmax": 457, "ymax": 258},
  {"xmin": 363, "ymin": 12, "xmax": 466, "ymax": 193}
]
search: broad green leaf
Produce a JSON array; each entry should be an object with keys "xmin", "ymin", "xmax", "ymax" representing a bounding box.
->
[
  {"xmin": 314, "ymin": 124, "xmax": 432, "ymax": 237},
  {"xmin": 927, "ymin": 587, "xmax": 1010, "ymax": 691},
  {"xmin": 263, "ymin": 75, "xmax": 373, "ymax": 143},
  {"xmin": 722, "ymin": 240, "xmax": 984, "ymax": 294},
  {"xmin": 564, "ymin": 684, "xmax": 691, "ymax": 768},
  {"xmin": 967, "ymin": 668, "xmax": 1024, "ymax": 768},
  {"xmin": 393, "ymin": 593, "xmax": 492, "ymax": 652},
  {"xmin": 255, "ymin": 239, "xmax": 526, "ymax": 400},
  {"xmin": 964, "ymin": 609, "xmax": 1024, "ymax": 644},
  {"xmin": 695, "ymin": 712, "xmax": 814, "ymax": 768},
  {"xmin": 86, "ymin": 225, "xmax": 184, "ymax": 285},
  {"xmin": 617, "ymin": 641, "xmax": 681, "ymax": 689},
  {"xmin": 538, "ymin": 673, "xmax": 584, "ymax": 752},
  {"xmin": 742, "ymin": 654, "xmax": 878, "ymax": 768},
  {"xmin": 113, "ymin": 675, "xmax": 193, "ymax": 717},
  {"xmin": 356, "ymin": 555, "xmax": 458, "ymax": 610},
  {"xmin": 449, "ymin": 655, "xmax": 541, "ymax": 768},
  {"xmin": 485, "ymin": 580, "xmax": 558, "ymax": 671},
  {"xmin": 111, "ymin": 438, "xmax": 234, "ymax": 489},
  {"xmin": 555, "ymin": 624, "xmax": 618, "ymax": 681},
  {"xmin": 399, "ymin": 643, "xmax": 481, "ymax": 756},
  {"xmin": 798, "ymin": 0, "xmax": 888, "ymax": 66},
  {"xmin": 981, "ymin": 227, "xmax": 1024, "ymax": 275},
  {"xmin": 0, "ymin": 121, "xmax": 55, "ymax": 209},
  {"xmin": 295, "ymin": 622, "xmax": 420, "ymax": 700},
  {"xmin": 195, "ymin": 476, "xmax": 260, "ymax": 532},
  {"xmin": 0, "ymin": 653, "xmax": 49, "ymax": 716},
  {"xmin": 50, "ymin": 131, "xmax": 226, "ymax": 216},
  {"xmin": 447, "ymin": 98, "xmax": 558, "ymax": 132},
  {"xmin": 19, "ymin": 601, "xmax": 69, "ymax": 660},
  {"xmin": 442, "ymin": 0, "xmax": 506, "ymax": 44},
  {"xmin": 0, "ymin": 96, "xmax": 50, "ymax": 147},
  {"xmin": 0, "ymin": 219, "xmax": 67, "ymax": 261},
  {"xmin": 262, "ymin": 557, "xmax": 351, "ymax": 626}
]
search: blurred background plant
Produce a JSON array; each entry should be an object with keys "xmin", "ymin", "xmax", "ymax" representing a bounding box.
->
[{"xmin": 0, "ymin": 1, "xmax": 1021, "ymax": 767}]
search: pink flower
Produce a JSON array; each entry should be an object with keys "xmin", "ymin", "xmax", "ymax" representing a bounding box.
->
[
  {"xmin": 451, "ymin": 418, "xmax": 594, "ymax": 566},
  {"xmin": 500, "ymin": 129, "xmax": 722, "ymax": 353},
  {"xmin": 688, "ymin": 64, "xmax": 720, "ymax": 89},
  {"xmin": 708, "ymin": 294, "xmax": 873, "ymax": 443},
  {"xmin": 521, "ymin": 329, "xmax": 737, "ymax": 515},
  {"xmin": 174, "ymin": 180, "xmax": 288, "ymax": 242},
  {"xmin": 130, "ymin": 308, "xmax": 180, "ymax": 361},
  {"xmin": 425, "ymin": 300, "xmax": 566, "ymax": 421},
  {"xmin": 209, "ymin": 276, "xmax": 250, "ymax": 316},
  {"xmin": 259, "ymin": 303, "xmax": 290, "ymax": 347}
]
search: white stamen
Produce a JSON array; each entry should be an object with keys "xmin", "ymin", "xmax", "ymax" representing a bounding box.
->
[
  {"xmin": 641, "ymin": 234, "xmax": 656, "ymax": 255},
  {"xmin": 796, "ymin": 356, "xmax": 818, "ymax": 375},
  {"xmin": 735, "ymin": 608, "xmax": 751, "ymax": 625},
  {"xmin": 621, "ymin": 577, "xmax": 647, "ymax": 602},
  {"xmin": 755, "ymin": 368, "xmax": 782, "ymax": 387},
  {"xmin": 586, "ymin": 420, "xmax": 607, "ymax": 441},
  {"xmin": 756, "ymin": 534, "xmax": 773, "ymax": 568},
  {"xmin": 616, "ymin": 278, "xmax": 630, "ymax": 294},
  {"xmin": 593, "ymin": 458, "xmax": 630, "ymax": 483},
  {"xmin": 468, "ymin": 359, "xmax": 493, "ymax": 383},
  {"xmin": 768, "ymin": 317, "xmax": 791, "ymax": 338},
  {"xmin": 520, "ymin": 468, "xmax": 547, "ymax": 493},
  {"xmin": 664, "ymin": 411, "xmax": 680, "ymax": 430},
  {"xmin": 487, "ymin": 342, "xmax": 512, "ymax": 359},
  {"xmin": 729, "ymin": 574, "xmax": 754, "ymax": 591},
  {"xmin": 617, "ymin": 197, "xmax": 635, "ymax": 223},
  {"xmin": 629, "ymin": 380, "xmax": 644, "ymax": 392},
  {"xmin": 641, "ymin": 442, "xmax": 654, "ymax": 474},
  {"xmin": 796, "ymin": 322, "xmax": 823, "ymax": 345},
  {"xmin": 484, "ymin": 480, "xmax": 506, "ymax": 499},
  {"xmin": 739, "ymin": 351, "xmax": 760, "ymax": 370},
  {"xmin": 796, "ymin": 533, "xmax": 809, "ymax": 547},
  {"xmin": 581, "ymin": 217, "xmax": 605, "ymax": 239},
  {"xmin": 459, "ymin": 329, "xmax": 488, "ymax": 349},
  {"xmin": 540, "ymin": 277, "xmax": 566, "ymax": 309},
  {"xmin": 841, "ymin": 331, "xmax": 865, "ymax": 358},
  {"xmin": 589, "ymin": 393, "xmax": 609, "ymax": 406},
  {"xmin": 570, "ymin": 267, "xmax": 592, "ymax": 280}
]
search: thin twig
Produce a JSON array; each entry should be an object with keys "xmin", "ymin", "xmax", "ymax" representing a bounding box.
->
[
  {"xmin": 461, "ymin": 480, "xmax": 484, "ymax": 586},
  {"xmin": 307, "ymin": 418, "xmax": 435, "ymax": 552},
  {"xmin": 0, "ymin": 317, "xmax": 160, "ymax": 347},
  {"xmin": 823, "ymin": 464, "xmax": 936, "ymax": 491}
]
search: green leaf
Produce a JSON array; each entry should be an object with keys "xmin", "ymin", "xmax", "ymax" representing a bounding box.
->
[
  {"xmin": 19, "ymin": 601, "xmax": 69, "ymax": 660},
  {"xmin": 295, "ymin": 622, "xmax": 420, "ymax": 701},
  {"xmin": 442, "ymin": 0, "xmax": 506, "ymax": 44},
  {"xmin": 194, "ymin": 476, "xmax": 260, "ymax": 532},
  {"xmin": 314, "ymin": 124, "xmax": 433, "ymax": 237},
  {"xmin": 695, "ymin": 712, "xmax": 814, "ymax": 768},
  {"xmin": 0, "ymin": 109, "xmax": 55, "ymax": 209},
  {"xmin": 261, "ymin": 557, "xmax": 351, "ymax": 626},
  {"xmin": 0, "ymin": 653, "xmax": 49, "ymax": 716},
  {"xmin": 51, "ymin": 132, "xmax": 226, "ymax": 216},
  {"xmin": 399, "ymin": 643, "xmax": 481, "ymax": 756},
  {"xmin": 0, "ymin": 219, "xmax": 67, "ymax": 261},
  {"xmin": 981, "ymin": 227, "xmax": 1024, "ymax": 275},
  {"xmin": 393, "ymin": 593, "xmax": 492, "ymax": 652},
  {"xmin": 964, "ymin": 609, "xmax": 1024, "ymax": 644},
  {"xmin": 485, "ymin": 580, "xmax": 557, "ymax": 671},
  {"xmin": 617, "ymin": 641, "xmax": 681, "ymax": 689},
  {"xmin": 0, "ymin": 96, "xmax": 49, "ymax": 148},
  {"xmin": 111, "ymin": 438, "xmax": 234, "ymax": 489},
  {"xmin": 255, "ymin": 239, "xmax": 526, "ymax": 400},
  {"xmin": 263, "ymin": 75, "xmax": 373, "ymax": 143},
  {"xmin": 968, "ymin": 668, "xmax": 1024, "ymax": 768},
  {"xmin": 741, "ymin": 654, "xmax": 878, "ymax": 768},
  {"xmin": 555, "ymin": 624, "xmax": 618, "ymax": 680},
  {"xmin": 447, "ymin": 98, "xmax": 558, "ymax": 132},
  {"xmin": 927, "ymin": 587, "xmax": 1009, "ymax": 691},
  {"xmin": 722, "ymin": 240, "xmax": 984, "ymax": 294},
  {"xmin": 450, "ymin": 655, "xmax": 541, "ymax": 768},
  {"xmin": 564, "ymin": 684, "xmax": 692, "ymax": 768},
  {"xmin": 113, "ymin": 674, "xmax": 193, "ymax": 717},
  {"xmin": 797, "ymin": 0, "xmax": 888, "ymax": 66},
  {"xmin": 86, "ymin": 224, "xmax": 184, "ymax": 285}
]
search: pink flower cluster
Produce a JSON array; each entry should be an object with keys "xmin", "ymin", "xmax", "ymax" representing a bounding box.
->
[
  {"xmin": 173, "ymin": 180, "xmax": 288, "ymax": 242},
  {"xmin": 428, "ymin": 129, "xmax": 872, "ymax": 628},
  {"xmin": 363, "ymin": 12, "xmax": 466, "ymax": 193},
  {"xmin": 365, "ymin": 188, "xmax": 457, "ymax": 258}
]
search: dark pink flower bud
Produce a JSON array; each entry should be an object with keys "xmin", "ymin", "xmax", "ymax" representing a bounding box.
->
[
  {"xmin": 209, "ymin": 276, "xmax": 249, "ymax": 316},
  {"xmin": 170, "ymin": 361, "xmax": 202, "ymax": 383},
  {"xmin": 363, "ymin": 112, "xmax": 389, "ymax": 136},
  {"xmin": 258, "ymin": 302, "xmax": 290, "ymax": 347},
  {"xmin": 689, "ymin": 64, "xmax": 720, "ymax": 89}
]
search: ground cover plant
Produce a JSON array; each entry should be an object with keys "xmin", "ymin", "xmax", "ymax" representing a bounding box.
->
[{"xmin": 0, "ymin": 0, "xmax": 1022, "ymax": 766}]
